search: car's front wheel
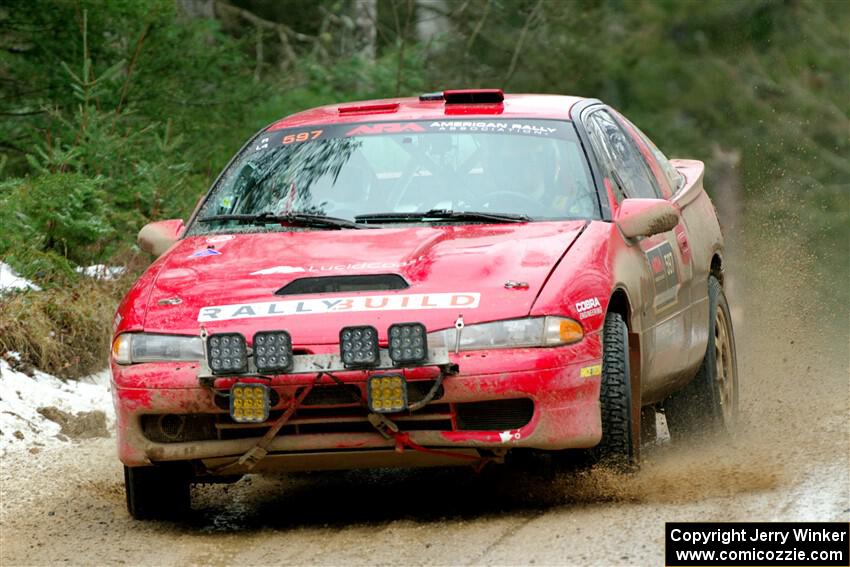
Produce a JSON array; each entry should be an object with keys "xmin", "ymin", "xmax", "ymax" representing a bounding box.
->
[
  {"xmin": 665, "ymin": 275, "xmax": 739, "ymax": 440},
  {"xmin": 125, "ymin": 464, "xmax": 191, "ymax": 520},
  {"xmin": 595, "ymin": 312, "xmax": 639, "ymax": 469}
]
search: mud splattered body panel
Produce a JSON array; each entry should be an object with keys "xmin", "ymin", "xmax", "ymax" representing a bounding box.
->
[{"xmin": 112, "ymin": 93, "xmax": 725, "ymax": 472}]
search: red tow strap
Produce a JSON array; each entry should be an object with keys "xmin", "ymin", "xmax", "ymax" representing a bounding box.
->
[
  {"xmin": 388, "ymin": 430, "xmax": 492, "ymax": 473},
  {"xmin": 216, "ymin": 372, "xmax": 492, "ymax": 474}
]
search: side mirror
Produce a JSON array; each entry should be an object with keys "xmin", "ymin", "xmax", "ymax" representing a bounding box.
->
[
  {"xmin": 616, "ymin": 198, "xmax": 679, "ymax": 239},
  {"xmin": 138, "ymin": 219, "xmax": 185, "ymax": 257}
]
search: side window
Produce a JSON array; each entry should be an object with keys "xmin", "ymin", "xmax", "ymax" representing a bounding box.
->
[
  {"xmin": 619, "ymin": 115, "xmax": 684, "ymax": 193},
  {"xmin": 586, "ymin": 110, "xmax": 661, "ymax": 200}
]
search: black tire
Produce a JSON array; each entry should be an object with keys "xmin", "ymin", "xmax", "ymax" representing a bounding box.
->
[
  {"xmin": 595, "ymin": 312, "xmax": 638, "ymax": 469},
  {"xmin": 124, "ymin": 464, "xmax": 191, "ymax": 520},
  {"xmin": 665, "ymin": 275, "xmax": 739, "ymax": 440}
]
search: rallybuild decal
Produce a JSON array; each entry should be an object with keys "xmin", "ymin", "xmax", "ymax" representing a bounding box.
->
[{"xmin": 198, "ymin": 292, "xmax": 480, "ymax": 322}]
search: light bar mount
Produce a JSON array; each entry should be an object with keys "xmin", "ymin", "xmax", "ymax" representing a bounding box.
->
[{"xmin": 197, "ymin": 347, "xmax": 456, "ymax": 387}]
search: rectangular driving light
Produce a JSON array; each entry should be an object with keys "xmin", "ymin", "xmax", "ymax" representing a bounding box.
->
[
  {"xmin": 367, "ymin": 375, "xmax": 407, "ymax": 413},
  {"xmin": 388, "ymin": 322, "xmax": 427, "ymax": 365},
  {"xmin": 253, "ymin": 331, "xmax": 293, "ymax": 373},
  {"xmin": 230, "ymin": 382, "xmax": 270, "ymax": 423},
  {"xmin": 339, "ymin": 325, "xmax": 379, "ymax": 368},
  {"xmin": 207, "ymin": 333, "xmax": 248, "ymax": 375}
]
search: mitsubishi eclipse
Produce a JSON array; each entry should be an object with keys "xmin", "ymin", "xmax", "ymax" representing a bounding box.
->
[{"xmin": 112, "ymin": 89, "xmax": 738, "ymax": 519}]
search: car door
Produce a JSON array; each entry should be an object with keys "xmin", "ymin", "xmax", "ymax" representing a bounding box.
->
[{"xmin": 583, "ymin": 107, "xmax": 695, "ymax": 396}]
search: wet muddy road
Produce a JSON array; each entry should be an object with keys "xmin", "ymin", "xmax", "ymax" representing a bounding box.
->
[
  {"xmin": 2, "ymin": 235, "xmax": 848, "ymax": 566},
  {"xmin": 0, "ymin": 407, "xmax": 846, "ymax": 566}
]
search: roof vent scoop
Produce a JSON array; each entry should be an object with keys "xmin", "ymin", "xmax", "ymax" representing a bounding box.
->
[
  {"xmin": 444, "ymin": 89, "xmax": 504, "ymax": 104},
  {"xmin": 419, "ymin": 89, "xmax": 505, "ymax": 104}
]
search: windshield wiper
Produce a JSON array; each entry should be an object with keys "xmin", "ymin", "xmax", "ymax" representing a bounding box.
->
[
  {"xmin": 355, "ymin": 209, "xmax": 531, "ymax": 224},
  {"xmin": 197, "ymin": 212, "xmax": 369, "ymax": 230}
]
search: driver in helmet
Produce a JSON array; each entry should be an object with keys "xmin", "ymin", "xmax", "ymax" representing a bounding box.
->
[{"xmin": 481, "ymin": 134, "xmax": 595, "ymax": 218}]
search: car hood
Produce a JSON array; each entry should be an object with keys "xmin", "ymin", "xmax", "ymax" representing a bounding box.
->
[{"xmin": 143, "ymin": 221, "xmax": 586, "ymax": 344}]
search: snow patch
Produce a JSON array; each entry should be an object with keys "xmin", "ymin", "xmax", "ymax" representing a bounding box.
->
[
  {"xmin": 0, "ymin": 357, "xmax": 113, "ymax": 455},
  {"xmin": 0, "ymin": 262, "xmax": 40, "ymax": 292}
]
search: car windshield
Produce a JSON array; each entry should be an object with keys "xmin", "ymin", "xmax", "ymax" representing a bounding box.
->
[{"xmin": 188, "ymin": 118, "xmax": 599, "ymax": 234}]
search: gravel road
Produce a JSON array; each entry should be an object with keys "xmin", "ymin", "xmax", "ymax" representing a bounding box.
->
[{"xmin": 1, "ymin": 235, "xmax": 848, "ymax": 566}]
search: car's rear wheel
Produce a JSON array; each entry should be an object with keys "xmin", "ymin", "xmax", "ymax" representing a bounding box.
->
[
  {"xmin": 124, "ymin": 464, "xmax": 191, "ymax": 520},
  {"xmin": 595, "ymin": 312, "xmax": 639, "ymax": 469},
  {"xmin": 665, "ymin": 275, "xmax": 739, "ymax": 440}
]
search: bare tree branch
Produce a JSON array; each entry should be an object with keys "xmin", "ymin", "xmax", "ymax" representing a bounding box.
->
[
  {"xmin": 395, "ymin": 0, "xmax": 416, "ymax": 96},
  {"xmin": 254, "ymin": 25, "xmax": 263, "ymax": 82},
  {"xmin": 214, "ymin": 1, "xmax": 317, "ymax": 43},
  {"xmin": 213, "ymin": 1, "xmax": 321, "ymax": 70},
  {"xmin": 465, "ymin": 0, "xmax": 491, "ymax": 56},
  {"xmin": 504, "ymin": 0, "xmax": 543, "ymax": 86},
  {"xmin": 116, "ymin": 23, "xmax": 150, "ymax": 115}
]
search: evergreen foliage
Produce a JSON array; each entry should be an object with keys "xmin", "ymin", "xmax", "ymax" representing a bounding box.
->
[{"xmin": 0, "ymin": 0, "xmax": 846, "ymax": 375}]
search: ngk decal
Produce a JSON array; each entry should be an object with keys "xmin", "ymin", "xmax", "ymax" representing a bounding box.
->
[
  {"xmin": 575, "ymin": 297, "xmax": 602, "ymax": 319},
  {"xmin": 198, "ymin": 292, "xmax": 480, "ymax": 322}
]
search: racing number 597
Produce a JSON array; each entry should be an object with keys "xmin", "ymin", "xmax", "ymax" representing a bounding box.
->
[{"xmin": 282, "ymin": 130, "xmax": 323, "ymax": 145}]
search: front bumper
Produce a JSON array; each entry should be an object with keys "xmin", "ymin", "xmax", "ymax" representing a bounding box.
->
[{"xmin": 112, "ymin": 337, "xmax": 602, "ymax": 471}]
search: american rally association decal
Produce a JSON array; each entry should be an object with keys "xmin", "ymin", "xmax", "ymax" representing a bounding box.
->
[
  {"xmin": 198, "ymin": 292, "xmax": 480, "ymax": 322},
  {"xmin": 428, "ymin": 121, "xmax": 558, "ymax": 135}
]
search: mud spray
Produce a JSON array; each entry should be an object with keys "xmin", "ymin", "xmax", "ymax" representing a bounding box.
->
[
  {"xmin": 180, "ymin": 206, "xmax": 849, "ymax": 528},
  {"xmin": 544, "ymin": 198, "xmax": 850, "ymax": 510}
]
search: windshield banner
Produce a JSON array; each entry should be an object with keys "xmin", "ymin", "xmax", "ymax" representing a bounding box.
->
[{"xmin": 255, "ymin": 119, "xmax": 573, "ymax": 153}]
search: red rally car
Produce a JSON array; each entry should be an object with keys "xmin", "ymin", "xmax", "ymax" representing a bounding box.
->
[{"xmin": 112, "ymin": 89, "xmax": 739, "ymax": 519}]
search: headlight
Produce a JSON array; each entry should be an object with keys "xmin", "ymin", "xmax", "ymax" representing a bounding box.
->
[
  {"xmin": 427, "ymin": 316, "xmax": 583, "ymax": 351},
  {"xmin": 112, "ymin": 333, "xmax": 205, "ymax": 364}
]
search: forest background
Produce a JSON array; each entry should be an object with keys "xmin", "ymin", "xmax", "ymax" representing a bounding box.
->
[{"xmin": 1, "ymin": 0, "xmax": 847, "ymax": 377}]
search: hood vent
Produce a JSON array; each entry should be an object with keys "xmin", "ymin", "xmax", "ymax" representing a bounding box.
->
[{"xmin": 275, "ymin": 274, "xmax": 409, "ymax": 296}]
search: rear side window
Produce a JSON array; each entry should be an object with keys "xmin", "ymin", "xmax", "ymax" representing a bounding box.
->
[
  {"xmin": 585, "ymin": 109, "xmax": 661, "ymax": 200},
  {"xmin": 618, "ymin": 115, "xmax": 684, "ymax": 193}
]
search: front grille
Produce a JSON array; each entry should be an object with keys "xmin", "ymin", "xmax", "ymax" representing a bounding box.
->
[
  {"xmin": 301, "ymin": 384, "xmax": 362, "ymax": 406},
  {"xmin": 141, "ymin": 397, "xmax": 533, "ymax": 443},
  {"xmin": 455, "ymin": 399, "xmax": 534, "ymax": 431}
]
